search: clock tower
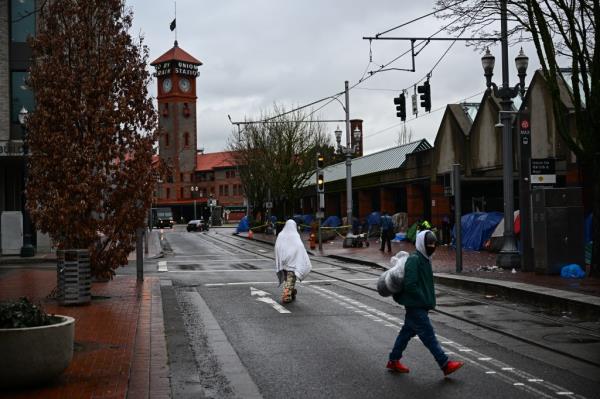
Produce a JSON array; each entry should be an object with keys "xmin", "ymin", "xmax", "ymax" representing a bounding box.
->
[{"xmin": 151, "ymin": 41, "xmax": 202, "ymax": 207}]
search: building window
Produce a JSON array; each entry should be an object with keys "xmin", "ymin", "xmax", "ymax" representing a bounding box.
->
[
  {"xmin": 210, "ymin": 186, "xmax": 215, "ymax": 195},
  {"xmin": 180, "ymin": 187, "xmax": 184, "ymax": 198},
  {"xmin": 219, "ymin": 185, "xmax": 223, "ymax": 196},
  {"xmin": 190, "ymin": 173, "xmax": 194, "ymax": 182},
  {"xmin": 10, "ymin": 72, "xmax": 34, "ymax": 124},
  {"xmin": 232, "ymin": 185, "xmax": 237, "ymax": 196},
  {"xmin": 166, "ymin": 188, "xmax": 170, "ymax": 199},
  {"xmin": 224, "ymin": 185, "xmax": 229, "ymax": 196},
  {"xmin": 11, "ymin": 0, "xmax": 36, "ymax": 43},
  {"xmin": 184, "ymin": 132, "xmax": 190, "ymax": 147},
  {"xmin": 180, "ymin": 172, "xmax": 184, "ymax": 182}
]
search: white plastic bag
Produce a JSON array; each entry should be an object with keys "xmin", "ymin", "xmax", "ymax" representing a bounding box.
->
[{"xmin": 377, "ymin": 251, "xmax": 409, "ymax": 297}]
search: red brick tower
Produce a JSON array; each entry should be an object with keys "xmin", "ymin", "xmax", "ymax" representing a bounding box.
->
[{"xmin": 151, "ymin": 41, "xmax": 202, "ymax": 210}]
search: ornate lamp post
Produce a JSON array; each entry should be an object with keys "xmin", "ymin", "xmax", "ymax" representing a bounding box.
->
[
  {"xmin": 18, "ymin": 106, "xmax": 35, "ymax": 257},
  {"xmin": 334, "ymin": 123, "xmax": 362, "ymax": 227},
  {"xmin": 481, "ymin": 3, "xmax": 529, "ymax": 269}
]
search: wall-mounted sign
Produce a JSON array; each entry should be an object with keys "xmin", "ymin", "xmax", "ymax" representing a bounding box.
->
[
  {"xmin": 531, "ymin": 158, "xmax": 556, "ymax": 185},
  {"xmin": 154, "ymin": 61, "xmax": 199, "ymax": 77},
  {"xmin": 0, "ymin": 140, "xmax": 24, "ymax": 156},
  {"xmin": 154, "ymin": 62, "xmax": 171, "ymax": 77}
]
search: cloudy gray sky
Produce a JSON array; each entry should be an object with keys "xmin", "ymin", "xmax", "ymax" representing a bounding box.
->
[{"xmin": 127, "ymin": 0, "xmax": 539, "ymax": 155}]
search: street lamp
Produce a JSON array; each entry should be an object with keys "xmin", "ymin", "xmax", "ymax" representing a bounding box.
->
[
  {"xmin": 334, "ymin": 122, "xmax": 361, "ymax": 229},
  {"xmin": 481, "ymin": 1, "xmax": 529, "ymax": 270},
  {"xmin": 18, "ymin": 106, "xmax": 34, "ymax": 257},
  {"xmin": 190, "ymin": 186, "xmax": 199, "ymax": 220}
]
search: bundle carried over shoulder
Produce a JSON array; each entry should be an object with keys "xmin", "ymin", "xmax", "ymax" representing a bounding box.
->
[{"xmin": 377, "ymin": 251, "xmax": 409, "ymax": 297}]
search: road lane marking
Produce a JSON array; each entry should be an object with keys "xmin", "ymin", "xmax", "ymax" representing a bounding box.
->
[
  {"xmin": 158, "ymin": 261, "xmax": 168, "ymax": 272},
  {"xmin": 250, "ymin": 287, "xmax": 291, "ymax": 314},
  {"xmin": 204, "ymin": 278, "xmax": 376, "ymax": 286},
  {"xmin": 307, "ymin": 284, "xmax": 586, "ymax": 399}
]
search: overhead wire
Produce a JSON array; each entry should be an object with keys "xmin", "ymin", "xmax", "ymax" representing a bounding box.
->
[{"xmin": 234, "ymin": 5, "xmax": 470, "ymax": 126}]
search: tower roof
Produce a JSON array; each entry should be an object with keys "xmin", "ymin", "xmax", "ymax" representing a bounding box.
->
[{"xmin": 151, "ymin": 41, "xmax": 203, "ymax": 66}]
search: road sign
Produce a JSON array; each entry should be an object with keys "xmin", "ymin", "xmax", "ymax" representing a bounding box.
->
[
  {"xmin": 265, "ymin": 201, "xmax": 272, "ymax": 209},
  {"xmin": 316, "ymin": 211, "xmax": 324, "ymax": 219},
  {"xmin": 531, "ymin": 158, "xmax": 556, "ymax": 185}
]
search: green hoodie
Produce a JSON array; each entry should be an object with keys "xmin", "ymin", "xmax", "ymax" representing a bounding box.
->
[{"xmin": 392, "ymin": 233, "xmax": 436, "ymax": 309}]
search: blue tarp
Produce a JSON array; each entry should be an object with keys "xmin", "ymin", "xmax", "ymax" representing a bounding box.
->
[
  {"xmin": 585, "ymin": 213, "xmax": 593, "ymax": 244},
  {"xmin": 236, "ymin": 216, "xmax": 250, "ymax": 233},
  {"xmin": 322, "ymin": 215, "xmax": 341, "ymax": 227},
  {"xmin": 452, "ymin": 212, "xmax": 503, "ymax": 251},
  {"xmin": 367, "ymin": 212, "xmax": 381, "ymax": 226}
]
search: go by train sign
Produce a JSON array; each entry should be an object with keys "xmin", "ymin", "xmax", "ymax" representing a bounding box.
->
[{"xmin": 154, "ymin": 61, "xmax": 199, "ymax": 77}]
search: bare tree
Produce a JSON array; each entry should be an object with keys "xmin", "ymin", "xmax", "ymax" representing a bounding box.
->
[
  {"xmin": 436, "ymin": 0, "xmax": 599, "ymax": 275},
  {"xmin": 26, "ymin": 0, "xmax": 158, "ymax": 279},
  {"xmin": 397, "ymin": 124, "xmax": 414, "ymax": 146},
  {"xmin": 228, "ymin": 105, "xmax": 331, "ymax": 220}
]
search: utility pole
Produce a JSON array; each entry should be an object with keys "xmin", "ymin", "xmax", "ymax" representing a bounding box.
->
[{"xmin": 344, "ymin": 80, "xmax": 352, "ymax": 225}]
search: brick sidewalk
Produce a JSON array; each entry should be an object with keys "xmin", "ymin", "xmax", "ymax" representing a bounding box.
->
[{"xmin": 0, "ymin": 269, "xmax": 169, "ymax": 399}]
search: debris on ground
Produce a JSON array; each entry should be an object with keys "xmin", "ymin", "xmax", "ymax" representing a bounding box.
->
[{"xmin": 477, "ymin": 265, "xmax": 503, "ymax": 272}]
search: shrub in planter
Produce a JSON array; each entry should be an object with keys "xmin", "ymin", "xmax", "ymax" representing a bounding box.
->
[
  {"xmin": 0, "ymin": 297, "xmax": 59, "ymax": 328},
  {"xmin": 0, "ymin": 298, "xmax": 74, "ymax": 388}
]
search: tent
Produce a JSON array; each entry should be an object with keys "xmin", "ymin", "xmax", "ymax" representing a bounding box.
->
[
  {"xmin": 452, "ymin": 212, "xmax": 503, "ymax": 251},
  {"xmin": 322, "ymin": 215, "xmax": 341, "ymax": 227},
  {"xmin": 236, "ymin": 216, "xmax": 250, "ymax": 233},
  {"xmin": 487, "ymin": 211, "xmax": 519, "ymax": 252}
]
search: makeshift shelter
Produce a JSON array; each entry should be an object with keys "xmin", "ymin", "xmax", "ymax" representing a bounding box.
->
[
  {"xmin": 452, "ymin": 212, "xmax": 503, "ymax": 251},
  {"xmin": 236, "ymin": 216, "xmax": 250, "ymax": 233}
]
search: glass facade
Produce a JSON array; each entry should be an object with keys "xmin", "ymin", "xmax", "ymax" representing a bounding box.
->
[
  {"xmin": 11, "ymin": 0, "xmax": 36, "ymax": 43},
  {"xmin": 10, "ymin": 71, "xmax": 34, "ymax": 124}
]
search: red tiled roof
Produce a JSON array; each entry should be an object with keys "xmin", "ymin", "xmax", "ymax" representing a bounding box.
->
[
  {"xmin": 151, "ymin": 42, "xmax": 203, "ymax": 66},
  {"xmin": 196, "ymin": 151, "xmax": 237, "ymax": 171}
]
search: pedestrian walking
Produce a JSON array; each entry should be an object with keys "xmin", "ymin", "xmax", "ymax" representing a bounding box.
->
[
  {"xmin": 380, "ymin": 211, "xmax": 393, "ymax": 253},
  {"xmin": 386, "ymin": 230, "xmax": 464, "ymax": 376},
  {"xmin": 274, "ymin": 219, "xmax": 312, "ymax": 303}
]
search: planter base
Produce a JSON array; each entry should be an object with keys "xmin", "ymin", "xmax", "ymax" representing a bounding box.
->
[{"xmin": 0, "ymin": 315, "xmax": 74, "ymax": 388}]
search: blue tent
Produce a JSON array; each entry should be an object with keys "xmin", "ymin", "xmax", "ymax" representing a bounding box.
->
[
  {"xmin": 452, "ymin": 212, "xmax": 503, "ymax": 251},
  {"xmin": 236, "ymin": 216, "xmax": 250, "ymax": 233},
  {"xmin": 367, "ymin": 211, "xmax": 381, "ymax": 226},
  {"xmin": 322, "ymin": 215, "xmax": 341, "ymax": 227}
]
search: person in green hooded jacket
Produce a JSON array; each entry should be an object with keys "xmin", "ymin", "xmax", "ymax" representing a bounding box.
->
[{"xmin": 386, "ymin": 230, "xmax": 464, "ymax": 377}]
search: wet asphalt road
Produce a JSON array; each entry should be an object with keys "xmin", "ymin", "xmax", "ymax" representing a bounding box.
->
[{"xmin": 136, "ymin": 226, "xmax": 600, "ymax": 399}]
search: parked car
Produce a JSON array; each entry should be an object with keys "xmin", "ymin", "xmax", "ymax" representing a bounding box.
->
[{"xmin": 187, "ymin": 219, "xmax": 208, "ymax": 232}]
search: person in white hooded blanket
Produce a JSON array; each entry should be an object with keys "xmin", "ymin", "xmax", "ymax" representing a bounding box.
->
[{"xmin": 275, "ymin": 219, "xmax": 312, "ymax": 303}]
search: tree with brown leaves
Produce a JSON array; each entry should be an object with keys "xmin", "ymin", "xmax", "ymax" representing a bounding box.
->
[{"xmin": 26, "ymin": 0, "xmax": 158, "ymax": 279}]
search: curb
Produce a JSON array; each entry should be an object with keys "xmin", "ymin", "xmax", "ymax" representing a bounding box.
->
[
  {"xmin": 0, "ymin": 255, "xmax": 56, "ymax": 265},
  {"xmin": 434, "ymin": 273, "xmax": 600, "ymax": 320}
]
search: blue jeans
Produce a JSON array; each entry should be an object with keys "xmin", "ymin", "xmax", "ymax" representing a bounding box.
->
[{"xmin": 389, "ymin": 307, "xmax": 448, "ymax": 369}]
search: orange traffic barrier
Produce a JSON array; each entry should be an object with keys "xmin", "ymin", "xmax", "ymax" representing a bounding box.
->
[{"xmin": 248, "ymin": 230, "xmax": 254, "ymax": 239}]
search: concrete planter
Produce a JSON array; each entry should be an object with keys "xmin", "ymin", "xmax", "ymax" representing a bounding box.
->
[{"xmin": 0, "ymin": 315, "xmax": 75, "ymax": 388}]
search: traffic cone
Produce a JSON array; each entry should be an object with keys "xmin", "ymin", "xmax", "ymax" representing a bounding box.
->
[{"xmin": 248, "ymin": 230, "xmax": 254, "ymax": 239}]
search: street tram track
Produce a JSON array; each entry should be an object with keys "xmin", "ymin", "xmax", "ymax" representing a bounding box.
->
[{"xmin": 186, "ymin": 231, "xmax": 600, "ymax": 369}]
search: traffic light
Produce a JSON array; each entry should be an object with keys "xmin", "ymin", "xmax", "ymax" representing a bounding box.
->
[
  {"xmin": 317, "ymin": 172, "xmax": 325, "ymax": 193},
  {"xmin": 317, "ymin": 152, "xmax": 324, "ymax": 169},
  {"xmin": 417, "ymin": 80, "xmax": 431, "ymax": 112},
  {"xmin": 393, "ymin": 93, "xmax": 406, "ymax": 121}
]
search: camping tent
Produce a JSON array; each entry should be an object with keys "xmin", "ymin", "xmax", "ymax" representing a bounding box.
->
[
  {"xmin": 236, "ymin": 216, "xmax": 250, "ymax": 233},
  {"xmin": 452, "ymin": 212, "xmax": 503, "ymax": 251}
]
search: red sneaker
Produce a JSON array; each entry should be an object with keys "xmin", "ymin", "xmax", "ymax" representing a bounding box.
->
[
  {"xmin": 386, "ymin": 360, "xmax": 409, "ymax": 373},
  {"xmin": 443, "ymin": 360, "xmax": 464, "ymax": 376}
]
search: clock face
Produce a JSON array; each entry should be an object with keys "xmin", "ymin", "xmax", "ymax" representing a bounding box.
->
[
  {"xmin": 179, "ymin": 78, "xmax": 191, "ymax": 93},
  {"xmin": 162, "ymin": 78, "xmax": 172, "ymax": 93}
]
